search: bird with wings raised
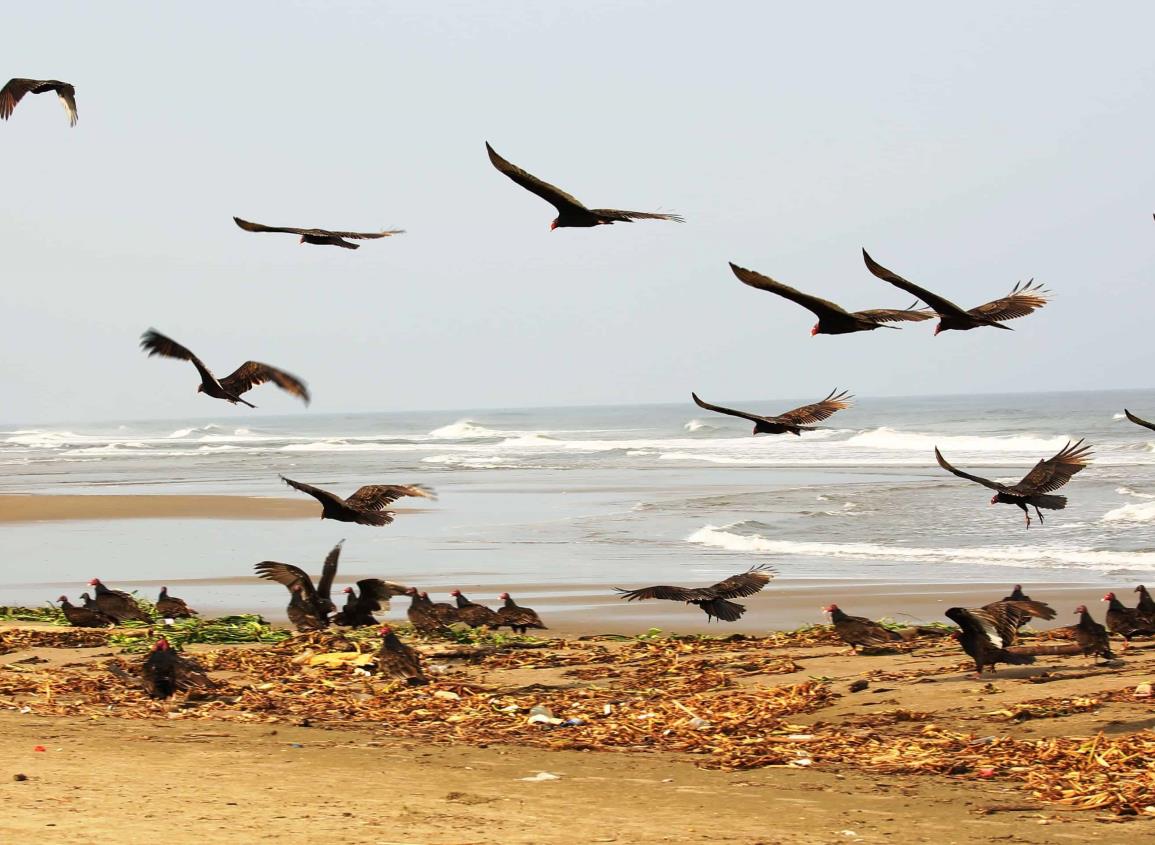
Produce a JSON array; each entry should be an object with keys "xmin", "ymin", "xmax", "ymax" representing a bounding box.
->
[
  {"xmin": 140, "ymin": 329, "xmax": 309, "ymax": 408},
  {"xmin": 0, "ymin": 78, "xmax": 77, "ymax": 126},
  {"xmin": 729, "ymin": 262, "xmax": 933, "ymax": 335},
  {"xmin": 233, "ymin": 217, "xmax": 404, "ymax": 249},
  {"xmin": 485, "ymin": 142, "xmax": 682, "ymax": 230},
  {"xmin": 935, "ymin": 440, "xmax": 1092, "ymax": 527},
  {"xmin": 333, "ymin": 579, "xmax": 409, "ymax": 628},
  {"xmin": 255, "ymin": 541, "xmax": 345, "ymax": 631},
  {"xmin": 862, "ymin": 249, "xmax": 1049, "ymax": 334},
  {"xmin": 615, "ymin": 564, "xmax": 775, "ymax": 623},
  {"xmin": 692, "ymin": 389, "xmax": 852, "ymax": 436},
  {"xmin": 280, "ymin": 476, "xmax": 436, "ymax": 526},
  {"xmin": 945, "ymin": 600, "xmax": 1061, "ymax": 676},
  {"xmin": 1124, "ymin": 409, "xmax": 1155, "ymax": 432}
]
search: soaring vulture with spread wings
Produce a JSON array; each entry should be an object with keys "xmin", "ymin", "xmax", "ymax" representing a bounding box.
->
[
  {"xmin": 935, "ymin": 440, "xmax": 1092, "ymax": 527},
  {"xmin": 140, "ymin": 329, "xmax": 309, "ymax": 408},
  {"xmin": 280, "ymin": 476, "xmax": 436, "ymax": 526},
  {"xmin": 692, "ymin": 389, "xmax": 852, "ymax": 436},
  {"xmin": 615, "ymin": 564, "xmax": 775, "ymax": 623},
  {"xmin": 945, "ymin": 600, "xmax": 1060, "ymax": 676},
  {"xmin": 233, "ymin": 217, "xmax": 404, "ymax": 249},
  {"xmin": 486, "ymin": 142, "xmax": 683, "ymax": 229},
  {"xmin": 729, "ymin": 262, "xmax": 933, "ymax": 335},
  {"xmin": 255, "ymin": 542, "xmax": 344, "ymax": 631},
  {"xmin": 1, "ymin": 78, "xmax": 77, "ymax": 126},
  {"xmin": 1124, "ymin": 410, "xmax": 1155, "ymax": 432},
  {"xmin": 862, "ymin": 250, "xmax": 1049, "ymax": 334}
]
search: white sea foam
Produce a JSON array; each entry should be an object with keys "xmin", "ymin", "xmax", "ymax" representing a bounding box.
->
[
  {"xmin": 846, "ymin": 427, "xmax": 1068, "ymax": 454},
  {"xmin": 1102, "ymin": 501, "xmax": 1155, "ymax": 523},
  {"xmin": 429, "ymin": 420, "xmax": 503, "ymax": 438},
  {"xmin": 683, "ymin": 419, "xmax": 717, "ymax": 432}
]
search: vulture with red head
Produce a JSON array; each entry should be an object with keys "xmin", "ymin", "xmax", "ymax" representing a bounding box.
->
[
  {"xmin": 615, "ymin": 565, "xmax": 774, "ymax": 623},
  {"xmin": 692, "ymin": 390, "xmax": 852, "ymax": 436}
]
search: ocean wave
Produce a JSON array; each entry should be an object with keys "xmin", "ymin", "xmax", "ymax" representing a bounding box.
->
[
  {"xmin": 846, "ymin": 427, "xmax": 1069, "ymax": 454},
  {"xmin": 1101, "ymin": 501, "xmax": 1155, "ymax": 523},
  {"xmin": 684, "ymin": 419, "xmax": 717, "ymax": 433},
  {"xmin": 428, "ymin": 419, "xmax": 504, "ymax": 438},
  {"xmin": 1116, "ymin": 486, "xmax": 1155, "ymax": 500}
]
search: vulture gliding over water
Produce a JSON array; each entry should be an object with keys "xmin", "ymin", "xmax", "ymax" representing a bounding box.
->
[
  {"xmin": 485, "ymin": 142, "xmax": 683, "ymax": 229},
  {"xmin": 861, "ymin": 250, "xmax": 1050, "ymax": 334},
  {"xmin": 0, "ymin": 78, "xmax": 77, "ymax": 126},
  {"xmin": 1123, "ymin": 410, "xmax": 1155, "ymax": 432},
  {"xmin": 934, "ymin": 440, "xmax": 1093, "ymax": 527},
  {"xmin": 691, "ymin": 390, "xmax": 852, "ymax": 436},
  {"xmin": 280, "ymin": 476, "xmax": 436, "ymax": 526},
  {"xmin": 729, "ymin": 262, "xmax": 933, "ymax": 335},
  {"xmin": 233, "ymin": 217, "xmax": 404, "ymax": 249},
  {"xmin": 255, "ymin": 542, "xmax": 344, "ymax": 631},
  {"xmin": 140, "ymin": 330, "xmax": 309, "ymax": 408},
  {"xmin": 615, "ymin": 564, "xmax": 775, "ymax": 623}
]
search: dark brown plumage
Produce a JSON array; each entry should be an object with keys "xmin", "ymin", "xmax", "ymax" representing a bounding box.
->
[
  {"xmin": 333, "ymin": 579, "xmax": 408, "ymax": 628},
  {"xmin": 1102, "ymin": 592, "xmax": 1155, "ymax": 649},
  {"xmin": 451, "ymin": 590, "xmax": 501, "ymax": 628},
  {"xmin": 255, "ymin": 542, "xmax": 343, "ymax": 631},
  {"xmin": 728, "ymin": 262, "xmax": 934, "ymax": 336},
  {"xmin": 1124, "ymin": 410, "xmax": 1155, "ymax": 432},
  {"xmin": 935, "ymin": 440, "xmax": 1093, "ymax": 526},
  {"xmin": 57, "ymin": 595, "xmax": 115, "ymax": 628},
  {"xmin": 1136, "ymin": 585, "xmax": 1155, "ymax": 625},
  {"xmin": 862, "ymin": 249, "xmax": 1049, "ymax": 334},
  {"xmin": 691, "ymin": 390, "xmax": 852, "ymax": 436},
  {"xmin": 486, "ymin": 142, "xmax": 682, "ymax": 229},
  {"xmin": 1072, "ymin": 605, "xmax": 1114, "ymax": 661},
  {"xmin": 141, "ymin": 329, "xmax": 309, "ymax": 408},
  {"xmin": 405, "ymin": 588, "xmax": 448, "ymax": 635},
  {"xmin": 993, "ymin": 585, "xmax": 1033, "ymax": 630},
  {"xmin": 615, "ymin": 564, "xmax": 774, "ymax": 623},
  {"xmin": 945, "ymin": 600, "xmax": 1056, "ymax": 675},
  {"xmin": 139, "ymin": 638, "xmax": 214, "ymax": 700},
  {"xmin": 156, "ymin": 587, "xmax": 197, "ymax": 619},
  {"xmin": 0, "ymin": 78, "xmax": 77, "ymax": 126},
  {"xmin": 280, "ymin": 476, "xmax": 435, "ymax": 527},
  {"xmin": 495, "ymin": 592, "xmax": 548, "ymax": 635},
  {"xmin": 824, "ymin": 604, "xmax": 903, "ymax": 652},
  {"xmin": 421, "ymin": 591, "xmax": 460, "ymax": 626},
  {"xmin": 374, "ymin": 626, "xmax": 427, "ymax": 685},
  {"xmin": 88, "ymin": 578, "xmax": 151, "ymax": 623},
  {"xmin": 233, "ymin": 217, "xmax": 404, "ymax": 249}
]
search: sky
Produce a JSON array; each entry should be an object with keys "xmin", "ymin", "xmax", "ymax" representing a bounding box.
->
[{"xmin": 2, "ymin": 1, "xmax": 1154, "ymax": 425}]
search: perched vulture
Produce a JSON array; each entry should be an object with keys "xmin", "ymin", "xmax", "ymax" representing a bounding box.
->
[
  {"xmin": 156, "ymin": 587, "xmax": 197, "ymax": 619},
  {"xmin": 141, "ymin": 329, "xmax": 309, "ymax": 408},
  {"xmin": 945, "ymin": 600, "xmax": 1059, "ymax": 675},
  {"xmin": 233, "ymin": 217, "xmax": 404, "ymax": 249},
  {"xmin": 824, "ymin": 604, "xmax": 903, "ymax": 652},
  {"xmin": 691, "ymin": 390, "xmax": 852, "ymax": 436},
  {"xmin": 1072, "ymin": 605, "xmax": 1114, "ymax": 661},
  {"xmin": 405, "ymin": 587, "xmax": 448, "ymax": 635},
  {"xmin": 729, "ymin": 262, "xmax": 933, "ymax": 336},
  {"xmin": 1136, "ymin": 585, "xmax": 1155, "ymax": 624},
  {"xmin": 332, "ymin": 579, "xmax": 408, "ymax": 628},
  {"xmin": 57, "ymin": 596, "xmax": 115, "ymax": 628},
  {"xmin": 495, "ymin": 593, "xmax": 548, "ymax": 635},
  {"xmin": 374, "ymin": 626, "xmax": 427, "ymax": 685},
  {"xmin": 254, "ymin": 542, "xmax": 343, "ymax": 631},
  {"xmin": 934, "ymin": 440, "xmax": 1092, "ymax": 526},
  {"xmin": 420, "ymin": 591, "xmax": 460, "ymax": 626},
  {"xmin": 0, "ymin": 78, "xmax": 77, "ymax": 126},
  {"xmin": 451, "ymin": 590, "xmax": 500, "ymax": 627},
  {"xmin": 486, "ymin": 142, "xmax": 683, "ymax": 229},
  {"xmin": 1102, "ymin": 592, "xmax": 1155, "ymax": 649},
  {"xmin": 615, "ymin": 564, "xmax": 774, "ymax": 623},
  {"xmin": 862, "ymin": 249, "xmax": 1049, "ymax": 334},
  {"xmin": 1123, "ymin": 410, "xmax": 1155, "ymax": 432},
  {"xmin": 139, "ymin": 638, "xmax": 214, "ymax": 700},
  {"xmin": 88, "ymin": 578, "xmax": 151, "ymax": 623},
  {"xmin": 280, "ymin": 476, "xmax": 435, "ymax": 526}
]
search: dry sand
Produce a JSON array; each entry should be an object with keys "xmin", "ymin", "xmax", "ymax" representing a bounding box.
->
[{"xmin": 0, "ymin": 494, "xmax": 318, "ymax": 522}]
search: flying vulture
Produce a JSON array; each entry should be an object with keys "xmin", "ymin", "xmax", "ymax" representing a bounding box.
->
[
  {"xmin": 691, "ymin": 389, "xmax": 852, "ymax": 436},
  {"xmin": 0, "ymin": 78, "xmax": 77, "ymax": 126},
  {"xmin": 280, "ymin": 476, "xmax": 435, "ymax": 526},
  {"xmin": 615, "ymin": 564, "xmax": 775, "ymax": 623},
  {"xmin": 233, "ymin": 216, "xmax": 404, "ymax": 249},
  {"xmin": 1124, "ymin": 410, "xmax": 1155, "ymax": 432},
  {"xmin": 254, "ymin": 542, "xmax": 344, "ymax": 631}
]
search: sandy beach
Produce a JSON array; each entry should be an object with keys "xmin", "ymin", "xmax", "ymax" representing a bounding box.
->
[{"xmin": 0, "ymin": 494, "xmax": 319, "ymax": 523}]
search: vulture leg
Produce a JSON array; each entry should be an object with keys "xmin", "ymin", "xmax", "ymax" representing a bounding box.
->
[
  {"xmin": 1017, "ymin": 502, "xmax": 1030, "ymax": 527},
  {"xmin": 1033, "ymin": 505, "xmax": 1045, "ymax": 525}
]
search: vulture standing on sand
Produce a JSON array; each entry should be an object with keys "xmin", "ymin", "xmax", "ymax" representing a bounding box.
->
[
  {"xmin": 139, "ymin": 638, "xmax": 214, "ymax": 700},
  {"xmin": 421, "ymin": 591, "xmax": 460, "ymax": 626},
  {"xmin": 0, "ymin": 78, "xmax": 77, "ymax": 125},
  {"xmin": 233, "ymin": 217, "xmax": 404, "ymax": 250},
  {"xmin": 88, "ymin": 578, "xmax": 151, "ymax": 623},
  {"xmin": 333, "ymin": 579, "xmax": 408, "ymax": 628},
  {"xmin": 485, "ymin": 142, "xmax": 683, "ymax": 229},
  {"xmin": 405, "ymin": 588, "xmax": 448, "ymax": 635},
  {"xmin": 1135, "ymin": 585, "xmax": 1155, "ymax": 625},
  {"xmin": 156, "ymin": 587, "xmax": 197, "ymax": 619},
  {"xmin": 1123, "ymin": 410, "xmax": 1155, "ymax": 432},
  {"xmin": 824, "ymin": 604, "xmax": 903, "ymax": 652},
  {"xmin": 140, "ymin": 330, "xmax": 309, "ymax": 408},
  {"xmin": 1072, "ymin": 605, "xmax": 1114, "ymax": 662},
  {"xmin": 254, "ymin": 542, "xmax": 345, "ymax": 631},
  {"xmin": 58, "ymin": 596, "xmax": 115, "ymax": 628},
  {"xmin": 861, "ymin": 249, "xmax": 1050, "ymax": 334},
  {"xmin": 495, "ymin": 593, "xmax": 548, "ymax": 635},
  {"xmin": 280, "ymin": 476, "xmax": 436, "ymax": 527},
  {"xmin": 615, "ymin": 564, "xmax": 775, "ymax": 623},
  {"xmin": 374, "ymin": 627, "xmax": 428, "ymax": 685},
  {"xmin": 691, "ymin": 390, "xmax": 852, "ymax": 436},
  {"xmin": 934, "ymin": 440, "xmax": 1093, "ymax": 527},
  {"xmin": 729, "ymin": 262, "xmax": 934, "ymax": 336},
  {"xmin": 1101, "ymin": 592, "xmax": 1155, "ymax": 649},
  {"xmin": 451, "ymin": 590, "xmax": 501, "ymax": 627},
  {"xmin": 944, "ymin": 600, "xmax": 1058, "ymax": 676}
]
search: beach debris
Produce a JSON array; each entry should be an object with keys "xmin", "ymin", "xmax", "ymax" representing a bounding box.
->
[
  {"xmin": 518, "ymin": 771, "xmax": 561, "ymax": 782},
  {"xmin": 33, "ymin": 746, "xmax": 45, "ymax": 752},
  {"xmin": 1135, "ymin": 682, "xmax": 1152, "ymax": 699},
  {"xmin": 13, "ymin": 773, "xmax": 28, "ymax": 782}
]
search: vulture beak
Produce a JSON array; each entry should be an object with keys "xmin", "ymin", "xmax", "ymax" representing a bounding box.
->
[
  {"xmin": 549, "ymin": 220, "xmax": 558, "ymax": 231},
  {"xmin": 809, "ymin": 326, "xmax": 819, "ymax": 336}
]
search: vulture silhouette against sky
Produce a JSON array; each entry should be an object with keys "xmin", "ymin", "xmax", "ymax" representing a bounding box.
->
[
  {"xmin": 0, "ymin": 78, "xmax": 77, "ymax": 126},
  {"xmin": 615, "ymin": 564, "xmax": 775, "ymax": 622},
  {"xmin": 280, "ymin": 477, "xmax": 436, "ymax": 526},
  {"xmin": 485, "ymin": 142, "xmax": 683, "ymax": 229},
  {"xmin": 862, "ymin": 249, "xmax": 1050, "ymax": 334},
  {"xmin": 140, "ymin": 329, "xmax": 309, "ymax": 408},
  {"xmin": 1124, "ymin": 409, "xmax": 1155, "ymax": 432},
  {"xmin": 233, "ymin": 217, "xmax": 404, "ymax": 249},
  {"xmin": 255, "ymin": 542, "xmax": 343, "ymax": 631},
  {"xmin": 935, "ymin": 440, "xmax": 1093, "ymax": 526},
  {"xmin": 729, "ymin": 262, "xmax": 933, "ymax": 335},
  {"xmin": 692, "ymin": 389, "xmax": 852, "ymax": 436}
]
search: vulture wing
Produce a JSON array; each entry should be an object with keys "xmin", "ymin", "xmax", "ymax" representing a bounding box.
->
[
  {"xmin": 345, "ymin": 484, "xmax": 437, "ymax": 510},
  {"xmin": 218, "ymin": 361, "xmax": 310, "ymax": 404},
  {"xmin": 934, "ymin": 448, "xmax": 1007, "ymax": 492},
  {"xmin": 861, "ymin": 250, "xmax": 970, "ymax": 318},
  {"xmin": 729, "ymin": 263, "xmax": 851, "ymax": 321},
  {"xmin": 587, "ymin": 208, "xmax": 684, "ymax": 223},
  {"xmin": 776, "ymin": 389, "xmax": 853, "ymax": 426},
  {"xmin": 53, "ymin": 82, "xmax": 77, "ymax": 126},
  {"xmin": 853, "ymin": 301, "xmax": 936, "ymax": 323},
  {"xmin": 705, "ymin": 564, "xmax": 776, "ymax": 599},
  {"xmin": 1008, "ymin": 440, "xmax": 1092, "ymax": 495},
  {"xmin": 140, "ymin": 329, "xmax": 217, "ymax": 386},
  {"xmin": 690, "ymin": 393, "xmax": 770, "ymax": 425},
  {"xmin": 353, "ymin": 579, "xmax": 409, "ymax": 613},
  {"xmin": 1124, "ymin": 410, "xmax": 1155, "ymax": 432},
  {"xmin": 614, "ymin": 585, "xmax": 701, "ymax": 603},
  {"xmin": 233, "ymin": 217, "xmax": 311, "ymax": 236},
  {"xmin": 486, "ymin": 142, "xmax": 588, "ymax": 214},
  {"xmin": 0, "ymin": 78, "xmax": 37, "ymax": 119},
  {"xmin": 254, "ymin": 561, "xmax": 320, "ymax": 603},
  {"xmin": 316, "ymin": 541, "xmax": 343, "ymax": 607},
  {"xmin": 966, "ymin": 280, "xmax": 1050, "ymax": 323},
  {"xmin": 280, "ymin": 476, "xmax": 348, "ymax": 510},
  {"xmin": 953, "ymin": 607, "xmax": 1012, "ymax": 648},
  {"xmin": 311, "ymin": 228, "xmax": 404, "ymax": 240}
]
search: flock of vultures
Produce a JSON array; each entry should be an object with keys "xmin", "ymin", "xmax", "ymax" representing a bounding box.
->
[{"xmin": 7, "ymin": 77, "xmax": 1155, "ymax": 698}]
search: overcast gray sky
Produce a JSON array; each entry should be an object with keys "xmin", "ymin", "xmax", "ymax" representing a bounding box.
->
[{"xmin": 2, "ymin": 1, "xmax": 1153, "ymax": 424}]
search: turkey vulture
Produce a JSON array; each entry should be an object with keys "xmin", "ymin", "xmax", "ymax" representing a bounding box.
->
[
  {"xmin": 405, "ymin": 587, "xmax": 448, "ymax": 635},
  {"xmin": 945, "ymin": 600, "xmax": 1057, "ymax": 675},
  {"xmin": 495, "ymin": 593, "xmax": 548, "ymax": 635},
  {"xmin": 934, "ymin": 440, "xmax": 1093, "ymax": 526},
  {"xmin": 421, "ymin": 591, "xmax": 460, "ymax": 625},
  {"xmin": 1101, "ymin": 592, "xmax": 1155, "ymax": 650},
  {"xmin": 990, "ymin": 584, "xmax": 1035, "ymax": 629},
  {"xmin": 57, "ymin": 596, "xmax": 115, "ymax": 628},
  {"xmin": 280, "ymin": 476, "xmax": 436, "ymax": 526},
  {"xmin": 485, "ymin": 142, "xmax": 683, "ymax": 229},
  {"xmin": 1123, "ymin": 410, "xmax": 1155, "ymax": 432},
  {"xmin": 139, "ymin": 638, "xmax": 214, "ymax": 700},
  {"xmin": 451, "ymin": 590, "xmax": 500, "ymax": 627},
  {"xmin": 862, "ymin": 249, "xmax": 1049, "ymax": 334},
  {"xmin": 233, "ymin": 217, "xmax": 404, "ymax": 249},
  {"xmin": 614, "ymin": 564, "xmax": 774, "ymax": 623},
  {"xmin": 141, "ymin": 329, "xmax": 309, "ymax": 408},
  {"xmin": 88, "ymin": 579, "xmax": 151, "ymax": 623},
  {"xmin": 332, "ymin": 579, "xmax": 408, "ymax": 628},
  {"xmin": 1136, "ymin": 585, "xmax": 1155, "ymax": 624},
  {"xmin": 1072, "ymin": 605, "xmax": 1114, "ymax": 661},
  {"xmin": 374, "ymin": 626, "xmax": 427, "ymax": 685},
  {"xmin": 824, "ymin": 604, "xmax": 903, "ymax": 652},
  {"xmin": 0, "ymin": 78, "xmax": 77, "ymax": 126},
  {"xmin": 156, "ymin": 587, "xmax": 197, "ymax": 619},
  {"xmin": 254, "ymin": 542, "xmax": 343, "ymax": 631},
  {"xmin": 729, "ymin": 262, "xmax": 933, "ymax": 336},
  {"xmin": 691, "ymin": 390, "xmax": 852, "ymax": 436}
]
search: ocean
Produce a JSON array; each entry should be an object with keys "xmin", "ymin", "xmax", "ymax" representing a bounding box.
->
[{"xmin": 3, "ymin": 390, "xmax": 1154, "ymax": 618}]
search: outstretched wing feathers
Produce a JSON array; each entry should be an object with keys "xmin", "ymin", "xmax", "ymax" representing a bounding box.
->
[
  {"xmin": 853, "ymin": 302, "xmax": 936, "ymax": 323},
  {"xmin": 967, "ymin": 280, "xmax": 1050, "ymax": 322},
  {"xmin": 706, "ymin": 564, "xmax": 776, "ymax": 599},
  {"xmin": 219, "ymin": 361, "xmax": 310, "ymax": 404},
  {"xmin": 861, "ymin": 250, "xmax": 969, "ymax": 318},
  {"xmin": 1009, "ymin": 440, "xmax": 1093, "ymax": 495},
  {"xmin": 934, "ymin": 448, "xmax": 1006, "ymax": 492},
  {"xmin": 485, "ymin": 142, "xmax": 588, "ymax": 214},
  {"xmin": 730, "ymin": 263, "xmax": 850, "ymax": 320},
  {"xmin": 233, "ymin": 217, "xmax": 403, "ymax": 239},
  {"xmin": 615, "ymin": 585, "xmax": 699, "ymax": 603},
  {"xmin": 345, "ymin": 484, "xmax": 437, "ymax": 511},
  {"xmin": 280, "ymin": 475, "xmax": 347, "ymax": 510},
  {"xmin": 316, "ymin": 541, "xmax": 343, "ymax": 604},
  {"xmin": 690, "ymin": 393, "xmax": 767, "ymax": 425},
  {"xmin": 777, "ymin": 390, "xmax": 854, "ymax": 426},
  {"xmin": 588, "ymin": 208, "xmax": 684, "ymax": 223},
  {"xmin": 254, "ymin": 561, "xmax": 318, "ymax": 602},
  {"xmin": 1, "ymin": 78, "xmax": 76, "ymax": 125},
  {"xmin": 140, "ymin": 329, "xmax": 218, "ymax": 386},
  {"xmin": 1125, "ymin": 409, "xmax": 1155, "ymax": 432}
]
